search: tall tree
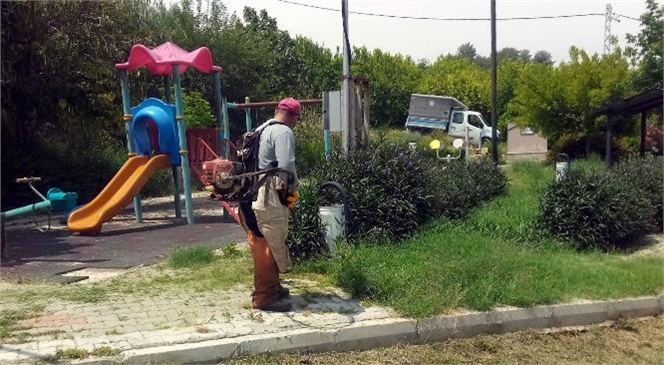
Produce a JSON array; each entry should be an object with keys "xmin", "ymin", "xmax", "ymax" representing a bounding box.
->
[
  {"xmin": 518, "ymin": 49, "xmax": 531, "ymax": 62},
  {"xmin": 625, "ymin": 0, "xmax": 663, "ymax": 89},
  {"xmin": 292, "ymin": 36, "xmax": 341, "ymax": 97},
  {"xmin": 419, "ymin": 56, "xmax": 491, "ymax": 118},
  {"xmin": 456, "ymin": 42, "xmax": 477, "ymax": 60},
  {"xmin": 498, "ymin": 47, "xmax": 521, "ymax": 61},
  {"xmin": 533, "ymin": 50, "xmax": 554, "ymax": 66},
  {"xmin": 508, "ymin": 47, "xmax": 632, "ymax": 154},
  {"xmin": 351, "ymin": 47, "xmax": 424, "ymax": 126}
]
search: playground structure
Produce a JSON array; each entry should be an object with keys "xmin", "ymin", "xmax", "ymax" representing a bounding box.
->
[
  {"xmin": 63, "ymin": 42, "xmax": 330, "ymax": 234},
  {"xmin": 59, "ymin": 41, "xmax": 368, "ymax": 235},
  {"xmin": 1, "ymin": 177, "xmax": 78, "ymax": 258},
  {"xmin": 66, "ymin": 42, "xmax": 224, "ymax": 234}
]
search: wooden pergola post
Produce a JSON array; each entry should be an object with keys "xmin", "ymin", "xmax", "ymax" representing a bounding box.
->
[{"xmin": 640, "ymin": 111, "xmax": 647, "ymax": 157}]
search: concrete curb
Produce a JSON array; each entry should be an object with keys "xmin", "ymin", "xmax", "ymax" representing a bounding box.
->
[
  {"xmin": 120, "ymin": 295, "xmax": 662, "ymax": 364},
  {"xmin": 5, "ymin": 295, "xmax": 662, "ymax": 364}
]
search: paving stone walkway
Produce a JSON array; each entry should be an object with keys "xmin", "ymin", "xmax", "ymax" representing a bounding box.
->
[{"xmin": 0, "ymin": 278, "xmax": 395, "ymax": 363}]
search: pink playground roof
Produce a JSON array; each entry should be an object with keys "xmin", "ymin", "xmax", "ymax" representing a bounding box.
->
[{"xmin": 115, "ymin": 42, "xmax": 222, "ymax": 75}]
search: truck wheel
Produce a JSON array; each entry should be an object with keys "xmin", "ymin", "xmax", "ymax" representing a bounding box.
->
[{"xmin": 482, "ymin": 137, "xmax": 491, "ymax": 147}]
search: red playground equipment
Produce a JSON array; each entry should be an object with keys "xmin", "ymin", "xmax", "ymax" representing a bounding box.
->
[{"xmin": 186, "ymin": 130, "xmax": 242, "ymax": 223}]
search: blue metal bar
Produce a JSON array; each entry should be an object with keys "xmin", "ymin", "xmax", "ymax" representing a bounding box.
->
[
  {"xmin": 173, "ymin": 65, "xmax": 195, "ymax": 225},
  {"xmin": 166, "ymin": 75, "xmax": 180, "ymax": 218},
  {"xmin": 324, "ymin": 130, "xmax": 331, "ymax": 160},
  {"xmin": 322, "ymin": 91, "xmax": 331, "ymax": 159},
  {"xmin": 120, "ymin": 70, "xmax": 142, "ymax": 223},
  {"xmin": 222, "ymin": 97, "xmax": 230, "ymax": 159},
  {"xmin": 244, "ymin": 97, "xmax": 252, "ymax": 131},
  {"xmin": 213, "ymin": 71, "xmax": 224, "ymax": 157},
  {"xmin": 1, "ymin": 201, "xmax": 52, "ymax": 221},
  {"xmin": 171, "ymin": 166, "xmax": 182, "ymax": 218}
]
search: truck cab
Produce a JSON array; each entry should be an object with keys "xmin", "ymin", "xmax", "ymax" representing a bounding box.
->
[{"xmin": 405, "ymin": 94, "xmax": 499, "ymax": 147}]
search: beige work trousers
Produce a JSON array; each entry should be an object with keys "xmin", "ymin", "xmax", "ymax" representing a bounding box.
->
[{"xmin": 240, "ymin": 176, "xmax": 292, "ymax": 274}]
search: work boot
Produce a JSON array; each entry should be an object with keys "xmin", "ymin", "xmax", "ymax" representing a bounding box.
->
[
  {"xmin": 278, "ymin": 285, "xmax": 290, "ymax": 299},
  {"xmin": 254, "ymin": 298, "xmax": 292, "ymax": 312}
]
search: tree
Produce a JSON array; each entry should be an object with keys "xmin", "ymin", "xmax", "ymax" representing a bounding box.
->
[
  {"xmin": 533, "ymin": 50, "xmax": 554, "ymax": 66},
  {"xmin": 456, "ymin": 42, "xmax": 477, "ymax": 60},
  {"xmin": 508, "ymin": 47, "xmax": 632, "ymax": 154},
  {"xmin": 498, "ymin": 47, "xmax": 521, "ymax": 61},
  {"xmin": 496, "ymin": 59, "xmax": 527, "ymax": 134},
  {"xmin": 419, "ymin": 56, "xmax": 491, "ymax": 118},
  {"xmin": 625, "ymin": 0, "xmax": 663, "ymax": 89},
  {"xmin": 351, "ymin": 47, "xmax": 424, "ymax": 126},
  {"xmin": 292, "ymin": 36, "xmax": 342, "ymax": 98}
]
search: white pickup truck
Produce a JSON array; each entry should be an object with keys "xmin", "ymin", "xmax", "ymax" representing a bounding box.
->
[{"xmin": 405, "ymin": 94, "xmax": 499, "ymax": 147}]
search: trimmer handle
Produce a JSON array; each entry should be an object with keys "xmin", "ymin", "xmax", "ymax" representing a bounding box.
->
[{"xmin": 15, "ymin": 177, "xmax": 42, "ymax": 184}]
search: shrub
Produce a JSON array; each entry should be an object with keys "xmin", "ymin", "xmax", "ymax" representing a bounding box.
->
[
  {"xmin": 609, "ymin": 156, "xmax": 663, "ymax": 232},
  {"xmin": 645, "ymin": 123, "xmax": 663, "ymax": 155},
  {"xmin": 286, "ymin": 140, "xmax": 508, "ymax": 254},
  {"xmin": 1, "ymin": 129, "xmax": 176, "ymax": 210},
  {"xmin": 312, "ymin": 142, "xmax": 434, "ymax": 242},
  {"xmin": 539, "ymin": 157, "xmax": 661, "ymax": 250},
  {"xmin": 548, "ymin": 132, "xmax": 637, "ymax": 161},
  {"xmin": 286, "ymin": 180, "xmax": 328, "ymax": 262},
  {"xmin": 294, "ymin": 117, "xmax": 326, "ymax": 178}
]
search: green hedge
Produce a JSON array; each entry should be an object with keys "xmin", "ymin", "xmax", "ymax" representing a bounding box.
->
[
  {"xmin": 539, "ymin": 156, "xmax": 662, "ymax": 250},
  {"xmin": 286, "ymin": 141, "xmax": 508, "ymax": 260}
]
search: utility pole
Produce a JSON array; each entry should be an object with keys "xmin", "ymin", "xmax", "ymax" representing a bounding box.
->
[
  {"xmin": 490, "ymin": 0, "xmax": 498, "ymax": 165},
  {"xmin": 341, "ymin": 0, "xmax": 352, "ymax": 154},
  {"xmin": 604, "ymin": 4, "xmax": 620, "ymax": 54}
]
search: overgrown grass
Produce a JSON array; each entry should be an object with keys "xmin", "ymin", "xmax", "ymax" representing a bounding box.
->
[
  {"xmin": 0, "ymin": 304, "xmax": 45, "ymax": 341},
  {"xmin": 296, "ymin": 160, "xmax": 664, "ymax": 318},
  {"xmin": 169, "ymin": 244, "xmax": 217, "ymax": 268},
  {"xmin": 0, "ymin": 243, "xmax": 252, "ymax": 310},
  {"xmin": 114, "ymin": 244, "xmax": 252, "ymax": 293}
]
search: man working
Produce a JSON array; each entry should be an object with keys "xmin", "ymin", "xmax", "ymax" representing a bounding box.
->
[{"xmin": 240, "ymin": 97, "xmax": 300, "ymax": 312}]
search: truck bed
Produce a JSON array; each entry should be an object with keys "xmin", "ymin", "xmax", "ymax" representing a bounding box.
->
[{"xmin": 405, "ymin": 115, "xmax": 449, "ymax": 131}]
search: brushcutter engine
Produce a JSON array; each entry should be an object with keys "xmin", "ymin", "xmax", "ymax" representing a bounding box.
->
[{"xmin": 202, "ymin": 158, "xmax": 244, "ymax": 200}]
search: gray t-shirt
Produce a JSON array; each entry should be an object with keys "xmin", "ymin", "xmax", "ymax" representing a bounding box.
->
[{"xmin": 257, "ymin": 119, "xmax": 299, "ymax": 189}]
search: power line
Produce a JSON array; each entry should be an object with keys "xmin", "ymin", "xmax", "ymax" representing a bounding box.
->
[
  {"xmin": 615, "ymin": 13, "xmax": 641, "ymax": 21},
  {"xmin": 276, "ymin": 0, "xmax": 610, "ymax": 21}
]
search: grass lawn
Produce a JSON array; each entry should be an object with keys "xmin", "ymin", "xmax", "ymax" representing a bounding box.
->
[{"xmin": 294, "ymin": 158, "xmax": 664, "ymax": 318}]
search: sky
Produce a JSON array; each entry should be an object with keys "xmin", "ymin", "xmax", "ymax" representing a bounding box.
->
[{"xmin": 215, "ymin": 0, "xmax": 658, "ymax": 64}]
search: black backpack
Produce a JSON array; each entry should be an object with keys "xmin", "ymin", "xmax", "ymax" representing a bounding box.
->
[
  {"xmin": 237, "ymin": 120, "xmax": 281, "ymax": 199},
  {"xmin": 236, "ymin": 120, "xmax": 291, "ymax": 237},
  {"xmin": 212, "ymin": 120, "xmax": 282, "ymax": 202}
]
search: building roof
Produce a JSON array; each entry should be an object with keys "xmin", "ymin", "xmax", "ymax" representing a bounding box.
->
[{"xmin": 592, "ymin": 88, "xmax": 663, "ymax": 117}]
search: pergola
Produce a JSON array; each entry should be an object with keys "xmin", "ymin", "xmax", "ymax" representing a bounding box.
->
[{"xmin": 592, "ymin": 88, "xmax": 663, "ymax": 167}]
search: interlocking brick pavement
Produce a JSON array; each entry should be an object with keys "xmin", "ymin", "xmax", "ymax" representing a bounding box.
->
[{"xmin": 0, "ymin": 279, "xmax": 395, "ymax": 363}]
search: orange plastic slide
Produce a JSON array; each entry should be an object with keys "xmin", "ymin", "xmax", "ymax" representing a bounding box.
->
[{"xmin": 67, "ymin": 154, "xmax": 171, "ymax": 234}]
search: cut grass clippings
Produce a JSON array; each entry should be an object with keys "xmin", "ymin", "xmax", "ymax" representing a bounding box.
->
[
  {"xmin": 295, "ymin": 159, "xmax": 664, "ymax": 318},
  {"xmin": 227, "ymin": 315, "xmax": 664, "ymax": 365},
  {"xmin": 52, "ymin": 346, "xmax": 121, "ymax": 360}
]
